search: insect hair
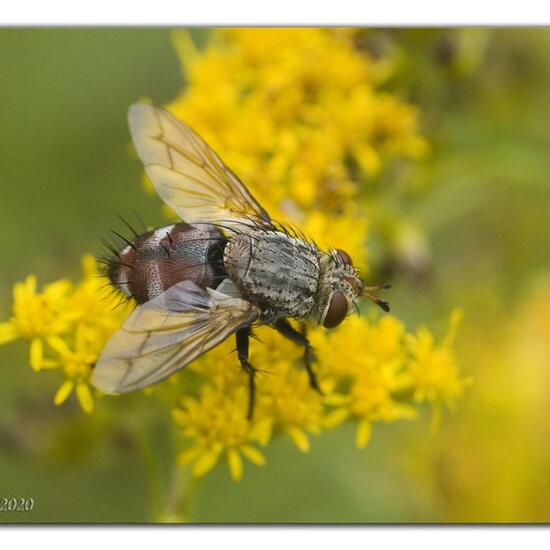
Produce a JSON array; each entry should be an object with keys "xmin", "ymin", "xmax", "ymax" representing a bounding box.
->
[{"xmin": 117, "ymin": 214, "xmax": 140, "ymax": 238}]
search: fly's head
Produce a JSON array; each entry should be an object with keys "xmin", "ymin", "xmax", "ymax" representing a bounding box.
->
[{"xmin": 313, "ymin": 249, "xmax": 390, "ymax": 329}]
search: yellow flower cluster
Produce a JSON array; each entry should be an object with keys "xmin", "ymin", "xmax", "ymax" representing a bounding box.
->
[
  {"xmin": 163, "ymin": 28, "xmax": 464, "ymax": 480},
  {"xmin": 0, "ymin": 255, "xmax": 130, "ymax": 412},
  {"xmin": 0, "ymin": 29, "xmax": 468, "ymax": 485},
  {"xmin": 172, "ymin": 311, "xmax": 467, "ymax": 481},
  {"xmin": 168, "ymin": 28, "xmax": 428, "ymax": 265},
  {"xmin": 0, "ymin": 256, "xmax": 466, "ymax": 483}
]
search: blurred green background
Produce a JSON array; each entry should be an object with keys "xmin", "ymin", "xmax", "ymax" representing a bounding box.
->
[{"xmin": 1, "ymin": 28, "xmax": 550, "ymax": 523}]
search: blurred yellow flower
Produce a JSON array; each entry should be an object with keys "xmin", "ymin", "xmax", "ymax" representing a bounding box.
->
[
  {"xmin": 405, "ymin": 310, "xmax": 470, "ymax": 409},
  {"xmin": 169, "ymin": 28, "xmax": 428, "ymax": 261}
]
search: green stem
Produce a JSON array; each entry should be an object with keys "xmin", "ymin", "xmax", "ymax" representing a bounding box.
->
[
  {"xmin": 161, "ymin": 465, "xmax": 200, "ymax": 523},
  {"xmin": 132, "ymin": 426, "xmax": 163, "ymax": 522}
]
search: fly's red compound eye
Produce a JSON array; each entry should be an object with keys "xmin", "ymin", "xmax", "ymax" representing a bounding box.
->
[
  {"xmin": 335, "ymin": 249, "xmax": 353, "ymax": 266},
  {"xmin": 323, "ymin": 291, "xmax": 348, "ymax": 329}
]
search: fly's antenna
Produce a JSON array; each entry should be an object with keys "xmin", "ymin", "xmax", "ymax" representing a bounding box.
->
[{"xmin": 362, "ymin": 282, "xmax": 391, "ymax": 313}]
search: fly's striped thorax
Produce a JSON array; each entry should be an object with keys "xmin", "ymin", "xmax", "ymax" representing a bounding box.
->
[{"xmin": 223, "ymin": 230, "xmax": 320, "ymax": 319}]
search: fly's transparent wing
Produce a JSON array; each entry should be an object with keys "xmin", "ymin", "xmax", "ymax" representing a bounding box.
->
[
  {"xmin": 91, "ymin": 280, "xmax": 259, "ymax": 393},
  {"xmin": 128, "ymin": 102, "xmax": 271, "ymax": 229}
]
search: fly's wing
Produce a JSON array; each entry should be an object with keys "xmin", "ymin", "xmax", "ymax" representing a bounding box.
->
[
  {"xmin": 91, "ymin": 280, "xmax": 259, "ymax": 393},
  {"xmin": 128, "ymin": 102, "xmax": 271, "ymax": 230}
]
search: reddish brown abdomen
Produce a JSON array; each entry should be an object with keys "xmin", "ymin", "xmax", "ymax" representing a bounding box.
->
[{"xmin": 108, "ymin": 222, "xmax": 227, "ymax": 304}]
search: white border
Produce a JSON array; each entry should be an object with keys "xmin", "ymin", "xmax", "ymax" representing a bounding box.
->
[
  {"xmin": 1, "ymin": 526, "xmax": 550, "ymax": 548},
  {"xmin": 1, "ymin": 0, "xmax": 550, "ymax": 25}
]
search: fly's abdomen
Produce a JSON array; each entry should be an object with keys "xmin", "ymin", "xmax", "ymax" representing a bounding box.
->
[
  {"xmin": 224, "ymin": 231, "xmax": 320, "ymax": 318},
  {"xmin": 108, "ymin": 222, "xmax": 227, "ymax": 304}
]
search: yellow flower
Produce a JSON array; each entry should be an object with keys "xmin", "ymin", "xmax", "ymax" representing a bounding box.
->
[
  {"xmin": 172, "ymin": 384, "xmax": 270, "ymax": 481},
  {"xmin": 258, "ymin": 356, "xmax": 324, "ymax": 453},
  {"xmin": 405, "ymin": 310, "xmax": 470, "ymax": 409},
  {"xmin": 188, "ymin": 326, "xmax": 323, "ymax": 454},
  {"xmin": 169, "ymin": 28, "xmax": 426, "ymax": 225},
  {"xmin": 46, "ymin": 325, "xmax": 98, "ymax": 413},
  {"xmin": 0, "ymin": 255, "xmax": 131, "ymax": 413},
  {"xmin": 0, "ymin": 274, "xmax": 73, "ymax": 348},
  {"xmin": 69, "ymin": 254, "xmax": 133, "ymax": 336},
  {"xmin": 317, "ymin": 315, "xmax": 416, "ymax": 448}
]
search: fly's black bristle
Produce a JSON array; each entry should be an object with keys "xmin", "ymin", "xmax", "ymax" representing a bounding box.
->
[
  {"xmin": 109, "ymin": 293, "xmax": 135, "ymax": 311},
  {"xmin": 249, "ymin": 330, "xmax": 263, "ymax": 343},
  {"xmin": 101, "ymin": 238, "xmax": 121, "ymax": 258},
  {"xmin": 117, "ymin": 214, "xmax": 140, "ymax": 238},
  {"xmin": 98, "ymin": 240, "xmax": 121, "ymax": 278},
  {"xmin": 109, "ymin": 229, "xmax": 137, "ymax": 251},
  {"xmin": 97, "ymin": 257, "xmax": 134, "ymax": 270},
  {"xmin": 134, "ymin": 211, "xmax": 147, "ymax": 232},
  {"xmin": 96, "ymin": 277, "xmax": 130, "ymax": 306},
  {"xmin": 100, "ymin": 214, "xmax": 142, "ymax": 264},
  {"xmin": 95, "ymin": 217, "xmax": 142, "ymax": 307}
]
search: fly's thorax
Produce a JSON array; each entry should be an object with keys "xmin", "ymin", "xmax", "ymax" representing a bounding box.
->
[
  {"xmin": 311, "ymin": 252, "xmax": 363, "ymax": 328},
  {"xmin": 108, "ymin": 222, "xmax": 227, "ymax": 304},
  {"xmin": 223, "ymin": 230, "xmax": 320, "ymax": 319}
]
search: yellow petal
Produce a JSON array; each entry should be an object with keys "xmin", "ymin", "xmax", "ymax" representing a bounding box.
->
[
  {"xmin": 74, "ymin": 324, "xmax": 87, "ymax": 350},
  {"xmin": 30, "ymin": 338, "xmax": 43, "ymax": 371},
  {"xmin": 443, "ymin": 309, "xmax": 464, "ymax": 348},
  {"xmin": 287, "ymin": 427, "xmax": 310, "ymax": 453},
  {"xmin": 171, "ymin": 408, "xmax": 187, "ymax": 426},
  {"xmin": 353, "ymin": 143, "xmax": 381, "ymax": 176},
  {"xmin": 192, "ymin": 449, "xmax": 221, "ymax": 478},
  {"xmin": 172, "ymin": 29, "xmax": 200, "ymax": 74},
  {"xmin": 393, "ymin": 403, "xmax": 418, "ymax": 420},
  {"xmin": 240, "ymin": 445, "xmax": 266, "ymax": 466},
  {"xmin": 38, "ymin": 359, "xmax": 61, "ymax": 370},
  {"xmin": 47, "ymin": 336, "xmax": 70, "ymax": 357},
  {"xmin": 323, "ymin": 408, "xmax": 350, "ymax": 429},
  {"xmin": 76, "ymin": 382, "xmax": 94, "ymax": 413},
  {"xmin": 227, "ymin": 448, "xmax": 243, "ymax": 481},
  {"xmin": 0, "ymin": 321, "xmax": 18, "ymax": 345},
  {"xmin": 323, "ymin": 393, "xmax": 350, "ymax": 407},
  {"xmin": 24, "ymin": 275, "xmax": 37, "ymax": 294},
  {"xmin": 356, "ymin": 419, "xmax": 372, "ymax": 449},
  {"xmin": 178, "ymin": 446, "xmax": 203, "ymax": 466},
  {"xmin": 81, "ymin": 254, "xmax": 98, "ymax": 279},
  {"xmin": 249, "ymin": 417, "xmax": 273, "ymax": 446},
  {"xmin": 54, "ymin": 380, "xmax": 74, "ymax": 405}
]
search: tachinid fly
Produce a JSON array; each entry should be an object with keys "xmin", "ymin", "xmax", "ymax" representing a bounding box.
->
[{"xmin": 92, "ymin": 103, "xmax": 390, "ymax": 418}]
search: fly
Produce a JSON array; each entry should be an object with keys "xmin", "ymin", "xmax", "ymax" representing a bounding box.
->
[{"xmin": 91, "ymin": 103, "xmax": 390, "ymax": 418}]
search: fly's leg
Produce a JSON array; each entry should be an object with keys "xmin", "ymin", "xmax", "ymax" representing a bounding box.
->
[
  {"xmin": 236, "ymin": 326, "xmax": 256, "ymax": 420},
  {"xmin": 273, "ymin": 319, "xmax": 323, "ymax": 394}
]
